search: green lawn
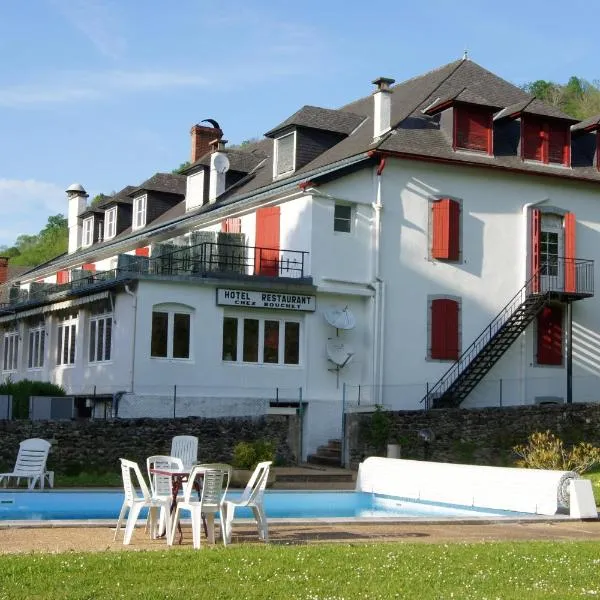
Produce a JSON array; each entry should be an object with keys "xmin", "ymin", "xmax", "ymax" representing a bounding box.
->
[
  {"xmin": 1, "ymin": 541, "xmax": 600, "ymax": 599},
  {"xmin": 582, "ymin": 468, "xmax": 600, "ymax": 505}
]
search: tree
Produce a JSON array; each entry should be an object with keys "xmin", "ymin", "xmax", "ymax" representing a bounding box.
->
[
  {"xmin": 4, "ymin": 214, "xmax": 68, "ymax": 266},
  {"xmin": 172, "ymin": 161, "xmax": 191, "ymax": 174}
]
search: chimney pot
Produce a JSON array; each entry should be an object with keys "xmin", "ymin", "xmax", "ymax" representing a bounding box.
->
[
  {"xmin": 372, "ymin": 77, "xmax": 395, "ymax": 92},
  {"xmin": 372, "ymin": 76, "xmax": 395, "ymax": 139}
]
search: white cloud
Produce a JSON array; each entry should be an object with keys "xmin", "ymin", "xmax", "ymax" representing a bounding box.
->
[
  {"xmin": 0, "ymin": 70, "xmax": 209, "ymax": 107},
  {"xmin": 0, "ymin": 179, "xmax": 66, "ymax": 246},
  {"xmin": 49, "ymin": 0, "xmax": 126, "ymax": 59}
]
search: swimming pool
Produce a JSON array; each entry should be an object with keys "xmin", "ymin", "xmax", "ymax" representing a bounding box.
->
[{"xmin": 0, "ymin": 490, "xmax": 529, "ymax": 521}]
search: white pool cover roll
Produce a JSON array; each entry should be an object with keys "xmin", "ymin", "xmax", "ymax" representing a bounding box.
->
[{"xmin": 355, "ymin": 457, "xmax": 580, "ymax": 516}]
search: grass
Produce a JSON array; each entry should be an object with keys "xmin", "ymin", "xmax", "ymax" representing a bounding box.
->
[
  {"xmin": 582, "ymin": 468, "xmax": 600, "ymax": 505},
  {"xmin": 1, "ymin": 541, "xmax": 600, "ymax": 599},
  {"xmin": 53, "ymin": 472, "xmax": 121, "ymax": 488}
]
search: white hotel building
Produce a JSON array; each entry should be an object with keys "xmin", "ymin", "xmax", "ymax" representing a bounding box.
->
[{"xmin": 2, "ymin": 57, "xmax": 600, "ymax": 457}]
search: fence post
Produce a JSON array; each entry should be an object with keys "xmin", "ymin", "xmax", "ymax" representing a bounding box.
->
[
  {"xmin": 173, "ymin": 385, "xmax": 177, "ymax": 419},
  {"xmin": 499, "ymin": 379, "xmax": 503, "ymax": 407},
  {"xmin": 425, "ymin": 382, "xmax": 429, "ymax": 411},
  {"xmin": 341, "ymin": 382, "xmax": 346, "ymax": 468}
]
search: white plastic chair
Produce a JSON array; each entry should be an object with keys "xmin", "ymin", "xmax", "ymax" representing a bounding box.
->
[
  {"xmin": 114, "ymin": 458, "xmax": 172, "ymax": 545},
  {"xmin": 167, "ymin": 465, "xmax": 229, "ymax": 549},
  {"xmin": 170, "ymin": 436, "xmax": 198, "ymax": 470},
  {"xmin": 222, "ymin": 461, "xmax": 272, "ymax": 544},
  {"xmin": 0, "ymin": 438, "xmax": 52, "ymax": 490},
  {"xmin": 146, "ymin": 455, "xmax": 184, "ymax": 536}
]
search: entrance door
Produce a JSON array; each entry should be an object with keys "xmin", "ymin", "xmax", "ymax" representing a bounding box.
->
[
  {"xmin": 540, "ymin": 214, "xmax": 564, "ymax": 292},
  {"xmin": 255, "ymin": 207, "xmax": 280, "ymax": 276}
]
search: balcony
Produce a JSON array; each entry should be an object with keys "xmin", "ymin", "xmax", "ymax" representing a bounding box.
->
[
  {"xmin": 0, "ymin": 241, "xmax": 311, "ymax": 314},
  {"xmin": 528, "ymin": 257, "xmax": 594, "ymax": 300}
]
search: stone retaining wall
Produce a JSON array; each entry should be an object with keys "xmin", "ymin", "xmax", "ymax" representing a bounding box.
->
[
  {"xmin": 346, "ymin": 403, "xmax": 600, "ymax": 467},
  {"xmin": 0, "ymin": 414, "xmax": 300, "ymax": 474}
]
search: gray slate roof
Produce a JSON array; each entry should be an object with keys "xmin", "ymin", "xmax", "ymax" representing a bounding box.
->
[
  {"xmin": 97, "ymin": 186, "xmax": 137, "ymax": 207},
  {"xmin": 494, "ymin": 98, "xmax": 577, "ymax": 122},
  {"xmin": 264, "ymin": 105, "xmax": 365, "ymax": 137},
  {"xmin": 191, "ymin": 142, "xmax": 269, "ymax": 173},
  {"xmin": 572, "ymin": 114, "xmax": 600, "ymax": 132},
  {"xmin": 424, "ymin": 88, "xmax": 503, "ymax": 113},
  {"xmin": 129, "ymin": 173, "xmax": 186, "ymax": 197}
]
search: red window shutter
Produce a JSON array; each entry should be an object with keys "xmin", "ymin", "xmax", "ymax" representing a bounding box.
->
[
  {"xmin": 530, "ymin": 209, "xmax": 541, "ymax": 293},
  {"xmin": 537, "ymin": 305, "xmax": 563, "ymax": 365},
  {"xmin": 548, "ymin": 123, "xmax": 569, "ymax": 165},
  {"xmin": 255, "ymin": 206, "xmax": 280, "ymax": 276},
  {"xmin": 432, "ymin": 199, "xmax": 460, "ymax": 260},
  {"xmin": 455, "ymin": 106, "xmax": 492, "ymax": 153},
  {"xmin": 135, "ymin": 246, "xmax": 149, "ymax": 257},
  {"xmin": 431, "ymin": 298, "xmax": 459, "ymax": 360},
  {"xmin": 523, "ymin": 118, "xmax": 543, "ymax": 161},
  {"xmin": 564, "ymin": 212, "xmax": 576, "ymax": 293},
  {"xmin": 56, "ymin": 270, "xmax": 69, "ymax": 284},
  {"xmin": 82, "ymin": 263, "xmax": 96, "ymax": 273},
  {"xmin": 222, "ymin": 218, "xmax": 241, "ymax": 233}
]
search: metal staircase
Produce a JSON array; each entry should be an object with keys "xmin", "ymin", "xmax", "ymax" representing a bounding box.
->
[{"xmin": 422, "ymin": 259, "xmax": 594, "ymax": 409}]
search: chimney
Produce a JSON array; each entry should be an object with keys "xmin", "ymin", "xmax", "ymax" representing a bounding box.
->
[
  {"xmin": 0, "ymin": 257, "xmax": 8, "ymax": 285},
  {"xmin": 190, "ymin": 122, "xmax": 223, "ymax": 162},
  {"xmin": 65, "ymin": 183, "xmax": 88, "ymax": 254},
  {"xmin": 372, "ymin": 77, "xmax": 395, "ymax": 139},
  {"xmin": 209, "ymin": 139, "xmax": 229, "ymax": 204}
]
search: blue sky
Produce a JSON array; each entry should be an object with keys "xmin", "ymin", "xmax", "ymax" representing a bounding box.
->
[{"xmin": 1, "ymin": 0, "xmax": 598, "ymax": 247}]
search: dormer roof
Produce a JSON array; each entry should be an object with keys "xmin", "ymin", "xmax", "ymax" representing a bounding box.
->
[
  {"xmin": 571, "ymin": 114, "xmax": 600, "ymax": 133},
  {"xmin": 494, "ymin": 98, "xmax": 578, "ymax": 122},
  {"xmin": 264, "ymin": 105, "xmax": 365, "ymax": 138},
  {"xmin": 423, "ymin": 88, "xmax": 503, "ymax": 115},
  {"xmin": 128, "ymin": 173, "xmax": 186, "ymax": 197},
  {"xmin": 191, "ymin": 145, "xmax": 269, "ymax": 173},
  {"xmin": 97, "ymin": 186, "xmax": 137, "ymax": 208}
]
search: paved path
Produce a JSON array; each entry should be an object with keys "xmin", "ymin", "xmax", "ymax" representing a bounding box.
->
[{"xmin": 2, "ymin": 520, "xmax": 600, "ymax": 554}]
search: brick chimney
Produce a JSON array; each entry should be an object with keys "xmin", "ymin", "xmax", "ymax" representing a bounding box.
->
[
  {"xmin": 190, "ymin": 123, "xmax": 223, "ymax": 162},
  {"xmin": 0, "ymin": 257, "xmax": 8, "ymax": 285}
]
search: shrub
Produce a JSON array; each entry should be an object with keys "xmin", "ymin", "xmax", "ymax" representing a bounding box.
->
[
  {"xmin": 513, "ymin": 430, "xmax": 600, "ymax": 474},
  {"xmin": 232, "ymin": 440, "xmax": 275, "ymax": 470},
  {"xmin": 0, "ymin": 378, "xmax": 65, "ymax": 419},
  {"xmin": 368, "ymin": 406, "xmax": 391, "ymax": 454}
]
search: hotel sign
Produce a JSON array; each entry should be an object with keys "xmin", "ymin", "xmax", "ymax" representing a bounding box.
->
[{"xmin": 217, "ymin": 288, "xmax": 316, "ymax": 312}]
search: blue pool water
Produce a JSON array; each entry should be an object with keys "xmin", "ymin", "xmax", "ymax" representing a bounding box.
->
[{"xmin": 0, "ymin": 490, "xmax": 528, "ymax": 521}]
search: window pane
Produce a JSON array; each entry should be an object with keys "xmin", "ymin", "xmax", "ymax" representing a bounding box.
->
[
  {"xmin": 173, "ymin": 313, "xmax": 190, "ymax": 359},
  {"xmin": 3, "ymin": 337, "xmax": 7, "ymax": 370},
  {"xmin": 39, "ymin": 330, "xmax": 44, "ymax": 367},
  {"xmin": 105, "ymin": 318, "xmax": 112, "ymax": 361},
  {"xmin": 89, "ymin": 321, "xmax": 97, "ymax": 362},
  {"xmin": 334, "ymin": 204, "xmax": 352, "ymax": 233},
  {"xmin": 284, "ymin": 322, "xmax": 300, "ymax": 364},
  {"xmin": 97, "ymin": 319, "xmax": 104, "ymax": 361},
  {"xmin": 276, "ymin": 134, "xmax": 294, "ymax": 175},
  {"xmin": 13, "ymin": 337, "xmax": 18, "ymax": 370},
  {"xmin": 264, "ymin": 320, "xmax": 279, "ymax": 363},
  {"xmin": 69, "ymin": 324, "xmax": 76, "ymax": 364},
  {"xmin": 56, "ymin": 327, "xmax": 63, "ymax": 365},
  {"xmin": 243, "ymin": 319, "xmax": 259, "ymax": 362},
  {"xmin": 28, "ymin": 332, "xmax": 34, "ymax": 369},
  {"xmin": 151, "ymin": 312, "xmax": 168, "ymax": 357},
  {"xmin": 222, "ymin": 317, "xmax": 238, "ymax": 361}
]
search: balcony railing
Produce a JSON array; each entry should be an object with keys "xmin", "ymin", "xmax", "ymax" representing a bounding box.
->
[{"xmin": 0, "ymin": 241, "xmax": 310, "ymax": 313}]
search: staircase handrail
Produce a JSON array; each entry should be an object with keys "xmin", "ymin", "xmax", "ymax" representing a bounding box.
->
[{"xmin": 421, "ymin": 270, "xmax": 541, "ymax": 406}]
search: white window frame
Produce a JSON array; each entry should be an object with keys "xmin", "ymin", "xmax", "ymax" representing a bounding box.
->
[
  {"xmin": 333, "ymin": 202, "xmax": 353, "ymax": 233},
  {"xmin": 104, "ymin": 207, "xmax": 117, "ymax": 239},
  {"xmin": 89, "ymin": 314, "xmax": 112, "ymax": 363},
  {"xmin": 221, "ymin": 315, "xmax": 302, "ymax": 366},
  {"xmin": 273, "ymin": 131, "xmax": 296, "ymax": 178},
  {"xmin": 28, "ymin": 325, "xmax": 45, "ymax": 370},
  {"xmin": 56, "ymin": 315, "xmax": 77, "ymax": 367},
  {"xmin": 150, "ymin": 304, "xmax": 193, "ymax": 361},
  {"xmin": 82, "ymin": 217, "xmax": 94, "ymax": 247},
  {"xmin": 3, "ymin": 331, "xmax": 19, "ymax": 372},
  {"xmin": 132, "ymin": 194, "xmax": 147, "ymax": 230}
]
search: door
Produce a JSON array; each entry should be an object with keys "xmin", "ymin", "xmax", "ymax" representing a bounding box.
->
[
  {"xmin": 540, "ymin": 214, "xmax": 564, "ymax": 292},
  {"xmin": 255, "ymin": 207, "xmax": 280, "ymax": 276}
]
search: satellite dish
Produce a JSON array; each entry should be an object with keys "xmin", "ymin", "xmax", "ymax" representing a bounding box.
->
[
  {"xmin": 326, "ymin": 339, "xmax": 354, "ymax": 368},
  {"xmin": 212, "ymin": 153, "xmax": 230, "ymax": 174},
  {"xmin": 324, "ymin": 306, "xmax": 356, "ymax": 330}
]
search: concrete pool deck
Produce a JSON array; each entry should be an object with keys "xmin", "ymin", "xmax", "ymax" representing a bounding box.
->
[{"xmin": 1, "ymin": 519, "xmax": 600, "ymax": 554}]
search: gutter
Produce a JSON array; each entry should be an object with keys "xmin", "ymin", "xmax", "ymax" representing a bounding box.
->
[{"xmin": 22, "ymin": 152, "xmax": 373, "ymax": 282}]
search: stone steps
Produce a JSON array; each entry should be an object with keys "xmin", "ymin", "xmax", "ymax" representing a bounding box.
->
[{"xmin": 306, "ymin": 439, "xmax": 343, "ymax": 468}]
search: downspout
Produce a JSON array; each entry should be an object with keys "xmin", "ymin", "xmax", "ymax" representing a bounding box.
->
[
  {"xmin": 124, "ymin": 284, "xmax": 137, "ymax": 395},
  {"xmin": 372, "ymin": 157, "xmax": 386, "ymax": 405}
]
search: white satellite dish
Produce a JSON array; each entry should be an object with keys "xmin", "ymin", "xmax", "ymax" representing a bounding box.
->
[
  {"xmin": 324, "ymin": 306, "xmax": 356, "ymax": 331},
  {"xmin": 326, "ymin": 338, "xmax": 354, "ymax": 368},
  {"xmin": 212, "ymin": 153, "xmax": 230, "ymax": 174}
]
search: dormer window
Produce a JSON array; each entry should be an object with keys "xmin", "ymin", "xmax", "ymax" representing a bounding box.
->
[
  {"xmin": 105, "ymin": 207, "xmax": 117, "ymax": 239},
  {"xmin": 274, "ymin": 132, "xmax": 296, "ymax": 178},
  {"xmin": 454, "ymin": 105, "xmax": 493, "ymax": 154},
  {"xmin": 133, "ymin": 194, "xmax": 147, "ymax": 230},
  {"xmin": 82, "ymin": 217, "xmax": 94, "ymax": 247},
  {"xmin": 522, "ymin": 117, "xmax": 570, "ymax": 166}
]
